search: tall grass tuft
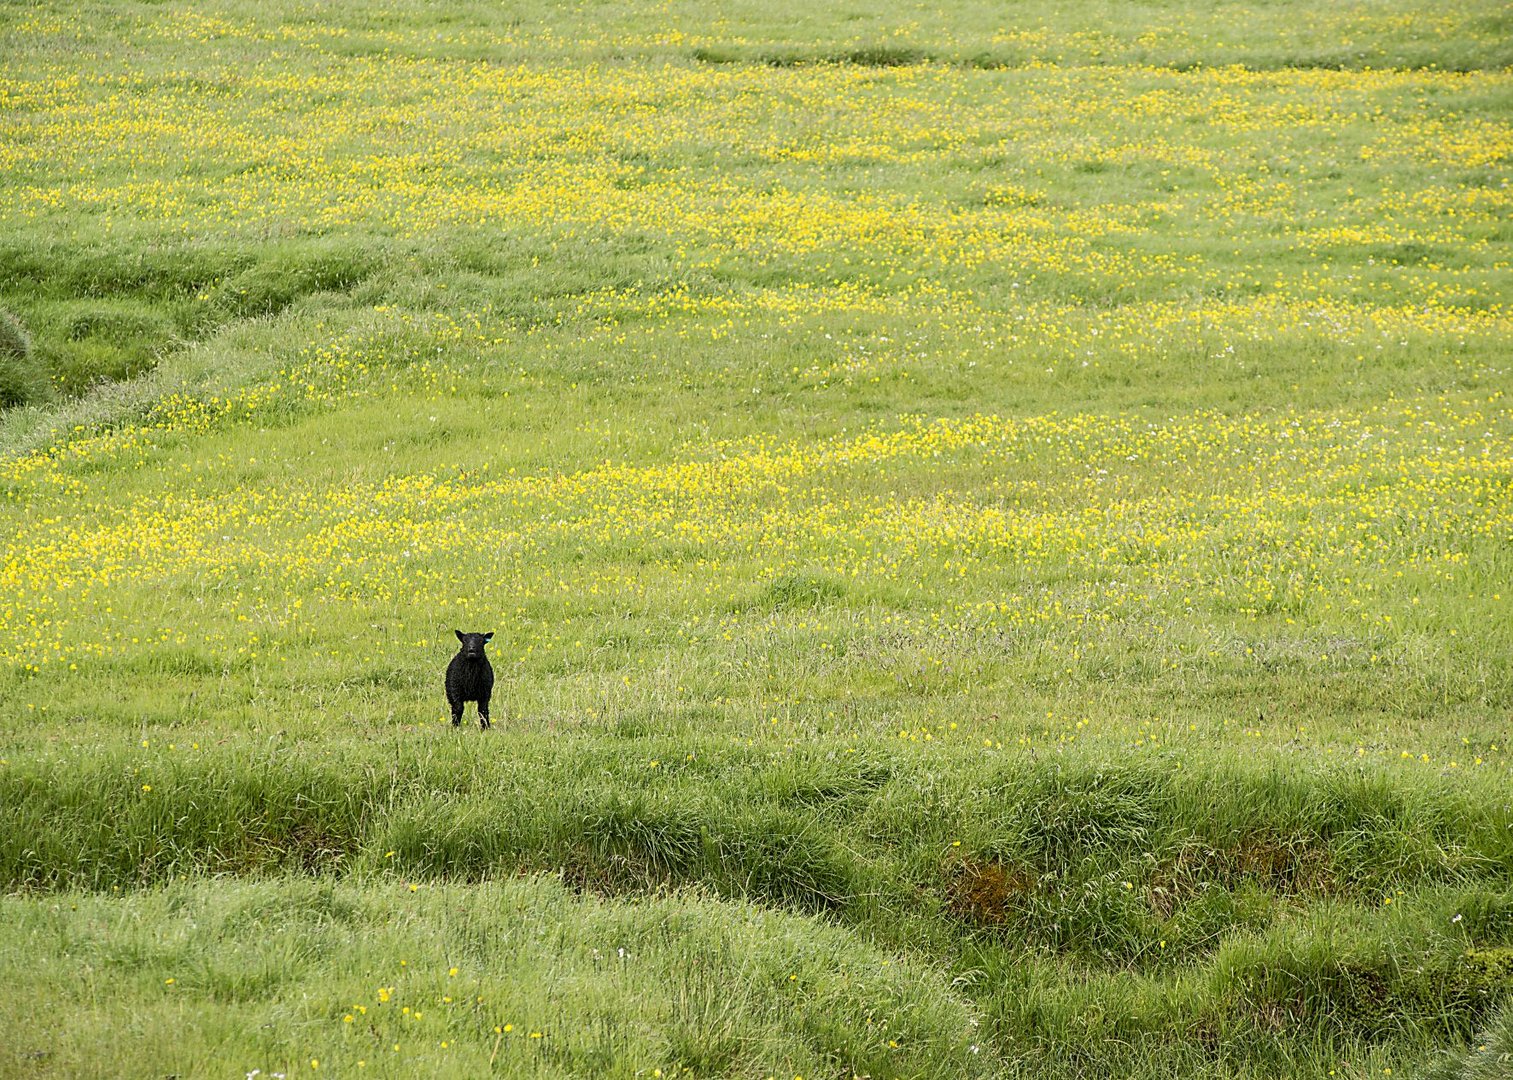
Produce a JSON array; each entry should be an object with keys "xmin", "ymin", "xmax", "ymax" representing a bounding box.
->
[{"xmin": 0, "ymin": 306, "xmax": 42, "ymax": 407}]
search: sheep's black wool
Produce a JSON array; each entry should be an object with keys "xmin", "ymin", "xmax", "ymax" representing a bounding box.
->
[{"xmin": 446, "ymin": 630, "xmax": 494, "ymax": 728}]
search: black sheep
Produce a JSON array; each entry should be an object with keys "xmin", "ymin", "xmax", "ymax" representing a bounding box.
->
[{"xmin": 446, "ymin": 630, "xmax": 494, "ymax": 729}]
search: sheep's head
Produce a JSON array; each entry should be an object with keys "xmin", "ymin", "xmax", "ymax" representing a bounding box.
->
[{"xmin": 454, "ymin": 630, "xmax": 494, "ymax": 659}]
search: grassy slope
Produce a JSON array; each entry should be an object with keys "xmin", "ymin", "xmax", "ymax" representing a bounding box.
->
[{"xmin": 1, "ymin": 1, "xmax": 1510, "ymax": 1077}]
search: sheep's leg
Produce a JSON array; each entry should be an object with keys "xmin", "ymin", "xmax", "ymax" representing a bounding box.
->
[
  {"xmin": 451, "ymin": 705, "xmax": 464, "ymax": 727},
  {"xmin": 478, "ymin": 693, "xmax": 491, "ymax": 730}
]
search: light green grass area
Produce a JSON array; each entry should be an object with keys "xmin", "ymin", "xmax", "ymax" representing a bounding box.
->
[{"xmin": 1, "ymin": 1, "xmax": 1510, "ymax": 1076}]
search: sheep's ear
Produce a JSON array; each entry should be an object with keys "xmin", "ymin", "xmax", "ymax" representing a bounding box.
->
[
  {"xmin": 484, "ymin": 632, "xmax": 494, "ymax": 641},
  {"xmin": 455, "ymin": 629, "xmax": 466, "ymax": 643}
]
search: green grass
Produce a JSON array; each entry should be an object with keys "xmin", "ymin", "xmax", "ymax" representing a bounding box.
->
[
  {"xmin": 0, "ymin": 876, "xmax": 997, "ymax": 1078},
  {"xmin": 1, "ymin": 0, "xmax": 1510, "ymax": 1076}
]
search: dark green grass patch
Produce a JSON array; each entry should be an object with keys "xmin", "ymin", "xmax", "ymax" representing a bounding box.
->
[
  {"xmin": 0, "ymin": 306, "xmax": 43, "ymax": 407},
  {"xmin": 3, "ymin": 738, "xmax": 1507, "ymax": 974},
  {"xmin": 0, "ymin": 238, "xmax": 385, "ymax": 405}
]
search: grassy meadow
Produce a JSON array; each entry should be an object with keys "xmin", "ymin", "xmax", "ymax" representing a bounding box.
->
[{"xmin": 1, "ymin": 0, "xmax": 1511, "ymax": 1076}]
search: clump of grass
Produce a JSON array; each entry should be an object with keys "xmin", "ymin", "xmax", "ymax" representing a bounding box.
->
[
  {"xmin": 0, "ymin": 308, "xmax": 29, "ymax": 361},
  {"xmin": 0, "ymin": 306, "xmax": 44, "ymax": 408},
  {"xmin": 1424, "ymin": 999, "xmax": 1513, "ymax": 1079},
  {"xmin": 750, "ymin": 570, "xmax": 849, "ymax": 612},
  {"xmin": 212, "ymin": 241, "xmax": 381, "ymax": 318},
  {"xmin": 44, "ymin": 302, "xmax": 178, "ymax": 394},
  {"xmin": 836, "ymin": 44, "xmax": 928, "ymax": 67}
]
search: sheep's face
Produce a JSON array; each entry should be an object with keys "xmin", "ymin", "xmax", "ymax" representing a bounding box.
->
[{"xmin": 454, "ymin": 630, "xmax": 494, "ymax": 659}]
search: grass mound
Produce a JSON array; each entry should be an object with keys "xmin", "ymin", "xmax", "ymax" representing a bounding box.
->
[
  {"xmin": 5, "ymin": 738, "xmax": 1509, "ymax": 980},
  {"xmin": 0, "ymin": 876, "xmax": 998, "ymax": 1078},
  {"xmin": 0, "ymin": 239, "xmax": 384, "ymax": 406},
  {"xmin": 3, "ymin": 737, "xmax": 1507, "ymax": 1076}
]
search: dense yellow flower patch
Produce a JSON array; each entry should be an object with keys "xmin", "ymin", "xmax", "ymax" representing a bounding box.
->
[
  {"xmin": 2, "ymin": 347, "xmax": 1506, "ymax": 674},
  {"xmin": 2, "ymin": 21, "xmax": 1507, "ymax": 305}
]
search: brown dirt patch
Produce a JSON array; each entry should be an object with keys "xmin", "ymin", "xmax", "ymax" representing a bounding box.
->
[{"xmin": 947, "ymin": 858, "xmax": 1037, "ymax": 926}]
